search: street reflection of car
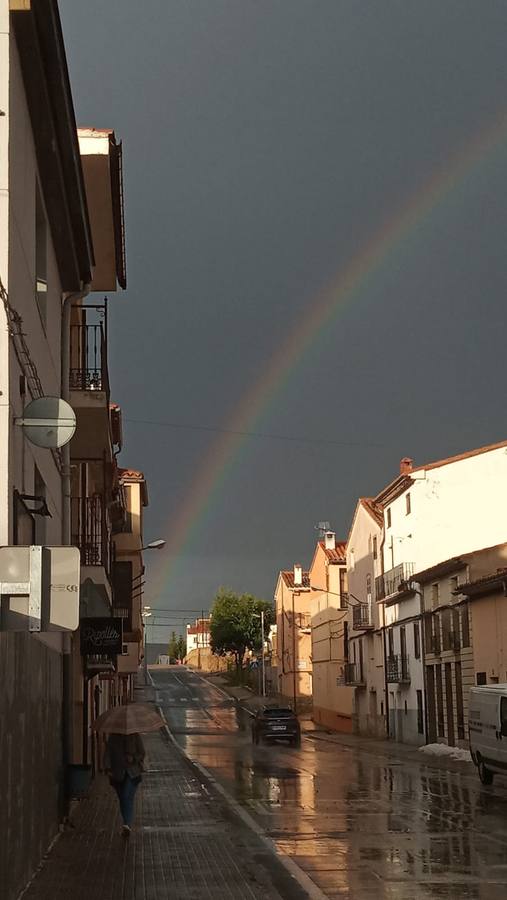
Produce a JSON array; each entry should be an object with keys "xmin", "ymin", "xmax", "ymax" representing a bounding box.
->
[{"xmin": 251, "ymin": 706, "xmax": 301, "ymax": 746}]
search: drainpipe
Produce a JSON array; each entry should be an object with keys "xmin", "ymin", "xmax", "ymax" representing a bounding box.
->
[{"xmin": 61, "ymin": 283, "xmax": 91, "ymax": 806}]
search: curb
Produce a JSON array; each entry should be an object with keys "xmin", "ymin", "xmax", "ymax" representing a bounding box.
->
[
  {"xmin": 150, "ymin": 678, "xmax": 328, "ymax": 900},
  {"xmin": 196, "ymin": 671, "xmax": 256, "ymax": 717}
]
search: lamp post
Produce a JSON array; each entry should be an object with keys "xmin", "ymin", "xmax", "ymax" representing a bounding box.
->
[{"xmin": 142, "ymin": 609, "xmax": 152, "ymax": 684}]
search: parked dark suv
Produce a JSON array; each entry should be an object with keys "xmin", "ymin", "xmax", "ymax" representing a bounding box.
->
[{"xmin": 251, "ymin": 706, "xmax": 301, "ymax": 746}]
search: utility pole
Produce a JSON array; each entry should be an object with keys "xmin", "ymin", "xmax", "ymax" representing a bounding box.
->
[{"xmin": 261, "ymin": 609, "xmax": 266, "ymax": 698}]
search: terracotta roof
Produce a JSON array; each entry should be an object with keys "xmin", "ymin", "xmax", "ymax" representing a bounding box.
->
[
  {"xmin": 412, "ymin": 438, "xmax": 507, "ymax": 473},
  {"xmin": 318, "ymin": 541, "xmax": 347, "ymax": 563},
  {"xmin": 119, "ymin": 468, "xmax": 145, "ymax": 481},
  {"xmin": 359, "ymin": 498, "xmax": 383, "ymax": 526},
  {"xmin": 413, "ymin": 557, "xmax": 466, "ymax": 583},
  {"xmin": 376, "ymin": 439, "xmax": 507, "ymax": 506},
  {"xmin": 281, "ymin": 570, "xmax": 311, "ymax": 589},
  {"xmin": 458, "ymin": 569, "xmax": 507, "ymax": 596}
]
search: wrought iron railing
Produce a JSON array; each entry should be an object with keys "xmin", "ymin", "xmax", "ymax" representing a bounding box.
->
[
  {"xmin": 69, "ymin": 305, "xmax": 109, "ymax": 394},
  {"xmin": 386, "ymin": 654, "xmax": 410, "ymax": 683},
  {"xmin": 72, "ymin": 496, "xmax": 109, "ymax": 568},
  {"xmin": 344, "ymin": 662, "xmax": 365, "ymax": 685},
  {"xmin": 352, "ymin": 604, "xmax": 374, "ymax": 629},
  {"xmin": 376, "ymin": 563, "xmax": 415, "ymax": 601}
]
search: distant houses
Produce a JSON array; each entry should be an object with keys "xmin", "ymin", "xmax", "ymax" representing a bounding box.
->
[{"xmin": 272, "ymin": 438, "xmax": 507, "ymax": 748}]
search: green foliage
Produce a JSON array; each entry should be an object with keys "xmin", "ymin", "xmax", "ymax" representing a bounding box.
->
[
  {"xmin": 168, "ymin": 632, "xmax": 186, "ymax": 661},
  {"xmin": 176, "ymin": 635, "xmax": 186, "ymax": 660},
  {"xmin": 209, "ymin": 588, "xmax": 273, "ymax": 670}
]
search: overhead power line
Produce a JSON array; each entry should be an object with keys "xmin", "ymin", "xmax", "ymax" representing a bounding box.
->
[{"xmin": 125, "ymin": 417, "xmax": 386, "ymax": 449}]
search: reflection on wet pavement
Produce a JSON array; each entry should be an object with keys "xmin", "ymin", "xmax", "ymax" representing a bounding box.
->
[{"xmin": 154, "ymin": 668, "xmax": 507, "ymax": 900}]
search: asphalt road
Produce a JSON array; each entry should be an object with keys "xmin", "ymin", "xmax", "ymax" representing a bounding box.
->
[{"xmin": 152, "ymin": 667, "xmax": 507, "ymax": 900}]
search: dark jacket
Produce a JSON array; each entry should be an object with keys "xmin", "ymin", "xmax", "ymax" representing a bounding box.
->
[{"xmin": 104, "ymin": 733, "xmax": 145, "ymax": 783}]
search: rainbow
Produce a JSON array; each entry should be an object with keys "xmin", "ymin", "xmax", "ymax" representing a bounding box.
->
[{"xmin": 150, "ymin": 112, "xmax": 507, "ymax": 603}]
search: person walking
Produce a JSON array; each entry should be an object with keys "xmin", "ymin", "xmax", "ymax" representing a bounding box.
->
[{"xmin": 104, "ymin": 732, "xmax": 145, "ymax": 835}]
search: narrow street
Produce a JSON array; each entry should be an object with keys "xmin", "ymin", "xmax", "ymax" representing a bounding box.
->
[{"xmin": 153, "ymin": 667, "xmax": 507, "ymax": 900}]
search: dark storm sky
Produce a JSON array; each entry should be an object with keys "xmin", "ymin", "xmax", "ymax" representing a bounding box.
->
[{"xmin": 60, "ymin": 1, "xmax": 507, "ymax": 636}]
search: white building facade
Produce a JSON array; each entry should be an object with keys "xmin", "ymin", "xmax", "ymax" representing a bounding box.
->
[
  {"xmin": 377, "ymin": 443, "xmax": 507, "ymax": 746},
  {"xmin": 346, "ymin": 499, "xmax": 386, "ymax": 737}
]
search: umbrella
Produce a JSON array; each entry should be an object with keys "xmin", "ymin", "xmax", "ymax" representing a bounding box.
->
[{"xmin": 93, "ymin": 702, "xmax": 165, "ymax": 735}]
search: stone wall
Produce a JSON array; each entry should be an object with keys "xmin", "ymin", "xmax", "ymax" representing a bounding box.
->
[{"xmin": 0, "ymin": 634, "xmax": 63, "ymax": 900}]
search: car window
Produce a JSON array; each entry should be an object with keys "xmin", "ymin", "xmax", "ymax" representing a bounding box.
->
[
  {"xmin": 263, "ymin": 708, "xmax": 294, "ymax": 718},
  {"xmin": 501, "ymin": 697, "xmax": 507, "ymax": 729}
]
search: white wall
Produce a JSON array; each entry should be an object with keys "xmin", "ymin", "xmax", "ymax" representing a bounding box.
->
[
  {"xmin": 347, "ymin": 503, "xmax": 385, "ymax": 735},
  {"xmin": 383, "ymin": 447, "xmax": 507, "ymax": 575},
  {"xmin": 6, "ymin": 35, "xmax": 64, "ymax": 547}
]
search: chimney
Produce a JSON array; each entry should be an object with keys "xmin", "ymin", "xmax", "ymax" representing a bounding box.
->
[
  {"xmin": 324, "ymin": 531, "xmax": 335, "ymax": 550},
  {"xmin": 293, "ymin": 563, "xmax": 303, "ymax": 586},
  {"xmin": 400, "ymin": 457, "xmax": 413, "ymax": 475}
]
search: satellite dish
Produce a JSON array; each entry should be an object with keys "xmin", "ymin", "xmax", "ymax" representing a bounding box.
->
[{"xmin": 15, "ymin": 397, "xmax": 76, "ymax": 449}]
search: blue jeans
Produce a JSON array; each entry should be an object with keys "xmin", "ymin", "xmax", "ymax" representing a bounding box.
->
[{"xmin": 113, "ymin": 775, "xmax": 140, "ymax": 826}]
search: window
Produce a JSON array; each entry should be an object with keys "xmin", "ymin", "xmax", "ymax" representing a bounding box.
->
[
  {"xmin": 431, "ymin": 582, "xmax": 440, "ymax": 608},
  {"xmin": 476, "ymin": 672, "xmax": 487, "ymax": 686},
  {"xmin": 461, "ymin": 604, "xmax": 470, "ymax": 648},
  {"xmin": 35, "ymin": 182, "xmax": 47, "ymax": 326},
  {"xmin": 380, "ymin": 701, "xmax": 384, "ymax": 717},
  {"xmin": 450, "ymin": 575, "xmax": 458, "ymax": 594},
  {"xmin": 366, "ymin": 574, "xmax": 372, "ymax": 603},
  {"xmin": 386, "ymin": 508, "xmax": 392, "ymax": 528},
  {"xmin": 373, "ymin": 536, "xmax": 377, "ymax": 560},
  {"xmin": 441, "ymin": 609, "xmax": 452, "ymax": 652},
  {"xmin": 339, "ymin": 567, "xmax": 348, "ymax": 604},
  {"xmin": 404, "ymin": 700, "xmax": 408, "ymax": 715},
  {"xmin": 414, "ymin": 622, "xmax": 420, "ymax": 659},
  {"xmin": 406, "ymin": 493, "xmax": 411, "ymax": 515}
]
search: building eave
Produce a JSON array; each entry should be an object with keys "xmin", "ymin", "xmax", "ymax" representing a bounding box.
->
[{"xmin": 11, "ymin": 0, "xmax": 94, "ymax": 289}]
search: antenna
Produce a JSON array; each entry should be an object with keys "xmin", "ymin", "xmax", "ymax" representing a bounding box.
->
[{"xmin": 315, "ymin": 521, "xmax": 331, "ymax": 538}]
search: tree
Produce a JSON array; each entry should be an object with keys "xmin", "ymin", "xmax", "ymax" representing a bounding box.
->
[
  {"xmin": 168, "ymin": 631, "xmax": 187, "ymax": 661},
  {"xmin": 209, "ymin": 588, "xmax": 273, "ymax": 672},
  {"xmin": 176, "ymin": 635, "xmax": 186, "ymax": 660}
]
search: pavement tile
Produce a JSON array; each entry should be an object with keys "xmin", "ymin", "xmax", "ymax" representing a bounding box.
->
[{"xmin": 21, "ymin": 728, "xmax": 283, "ymax": 900}]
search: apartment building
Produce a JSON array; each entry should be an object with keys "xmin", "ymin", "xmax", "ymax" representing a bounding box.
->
[
  {"xmin": 376, "ymin": 442, "xmax": 507, "ymax": 746},
  {"xmin": 310, "ymin": 533, "xmax": 352, "ymax": 731},
  {"xmin": 346, "ymin": 499, "xmax": 386, "ymax": 737},
  {"xmin": 418, "ymin": 542, "xmax": 507, "ymax": 748},
  {"xmin": 274, "ymin": 565, "xmax": 312, "ymax": 710},
  {"xmin": 0, "ymin": 5, "xmax": 95, "ymax": 897},
  {"xmin": 0, "ymin": 5, "xmax": 133, "ymax": 898}
]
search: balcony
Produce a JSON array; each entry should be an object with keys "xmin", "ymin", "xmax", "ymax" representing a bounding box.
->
[
  {"xmin": 376, "ymin": 563, "xmax": 415, "ymax": 602},
  {"xmin": 69, "ymin": 304, "xmax": 111, "ymax": 457},
  {"xmin": 344, "ymin": 662, "xmax": 366, "ymax": 686},
  {"xmin": 72, "ymin": 496, "xmax": 110, "ymax": 571},
  {"xmin": 353, "ymin": 604, "xmax": 374, "ymax": 630},
  {"xmin": 386, "ymin": 654, "xmax": 410, "ymax": 684}
]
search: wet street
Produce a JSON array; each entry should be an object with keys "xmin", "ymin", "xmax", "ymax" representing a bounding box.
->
[{"xmin": 152, "ymin": 667, "xmax": 507, "ymax": 900}]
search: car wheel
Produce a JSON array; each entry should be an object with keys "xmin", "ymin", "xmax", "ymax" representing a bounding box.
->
[{"xmin": 478, "ymin": 760, "xmax": 494, "ymax": 785}]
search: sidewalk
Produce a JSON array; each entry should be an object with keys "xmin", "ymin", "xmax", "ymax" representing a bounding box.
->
[
  {"xmin": 204, "ymin": 671, "xmax": 474, "ymax": 776},
  {"xmin": 19, "ymin": 687, "xmax": 290, "ymax": 900}
]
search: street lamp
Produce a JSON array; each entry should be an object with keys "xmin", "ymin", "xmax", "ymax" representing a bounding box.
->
[
  {"xmin": 141, "ymin": 609, "xmax": 152, "ymax": 684},
  {"xmin": 142, "ymin": 539, "xmax": 165, "ymax": 550},
  {"xmin": 253, "ymin": 611, "xmax": 266, "ymax": 697}
]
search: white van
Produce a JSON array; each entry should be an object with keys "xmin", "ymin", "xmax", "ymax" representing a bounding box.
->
[{"xmin": 469, "ymin": 685, "xmax": 507, "ymax": 784}]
